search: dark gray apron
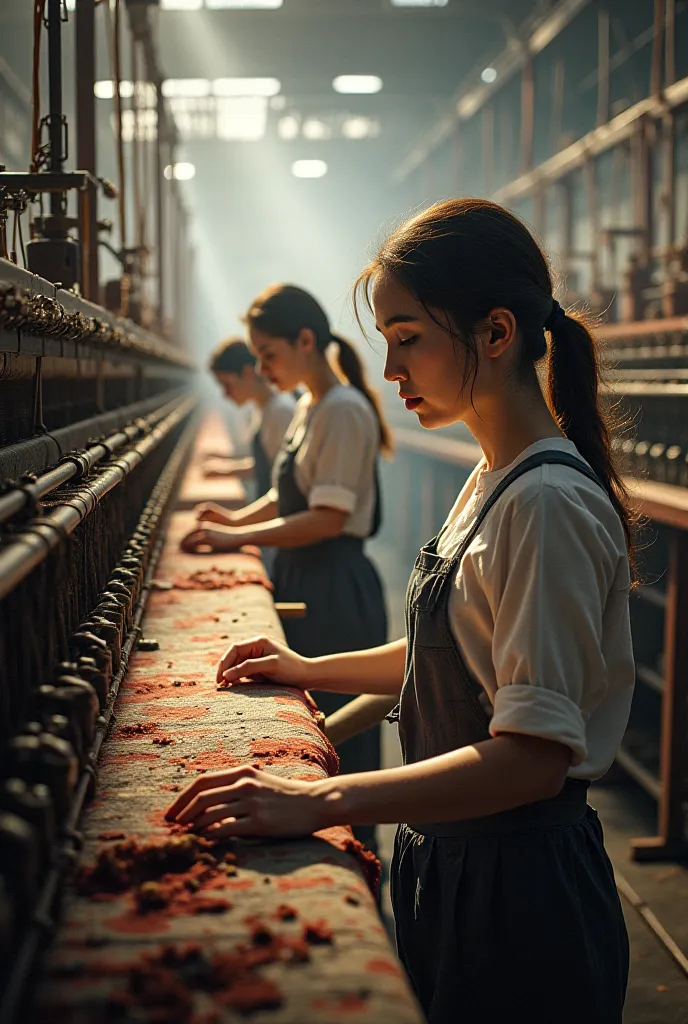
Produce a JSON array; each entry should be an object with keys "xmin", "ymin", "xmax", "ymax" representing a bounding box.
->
[
  {"xmin": 271, "ymin": 426, "xmax": 387, "ymax": 848},
  {"xmin": 251, "ymin": 425, "xmax": 272, "ymax": 498},
  {"xmin": 391, "ymin": 451, "xmax": 629, "ymax": 1023}
]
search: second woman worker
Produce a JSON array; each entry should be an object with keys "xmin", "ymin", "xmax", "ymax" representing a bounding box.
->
[{"xmin": 181, "ymin": 285, "xmax": 391, "ymax": 831}]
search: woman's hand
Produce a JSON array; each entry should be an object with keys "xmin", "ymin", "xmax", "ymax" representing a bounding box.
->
[
  {"xmin": 195, "ymin": 501, "xmax": 233, "ymax": 525},
  {"xmin": 216, "ymin": 635, "xmax": 311, "ymax": 689},
  {"xmin": 164, "ymin": 766, "xmax": 329, "ymax": 838},
  {"xmin": 180, "ymin": 524, "xmax": 242, "ymax": 553}
]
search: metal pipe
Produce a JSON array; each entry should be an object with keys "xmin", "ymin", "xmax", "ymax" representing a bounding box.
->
[
  {"xmin": 0, "ymin": 394, "xmax": 189, "ymax": 526},
  {"xmin": 665, "ymin": 0, "xmax": 676, "ymax": 86},
  {"xmin": 47, "ymin": 0, "xmax": 64, "ymax": 217},
  {"xmin": 75, "ymin": 0, "xmax": 98, "ymax": 301},
  {"xmin": 155, "ymin": 87, "xmax": 164, "ymax": 327},
  {"xmin": 520, "ymin": 57, "xmax": 534, "ymax": 174},
  {"xmin": 596, "ymin": 7, "xmax": 610, "ymax": 127},
  {"xmin": 651, "ymin": 0, "xmax": 666, "ymax": 97}
]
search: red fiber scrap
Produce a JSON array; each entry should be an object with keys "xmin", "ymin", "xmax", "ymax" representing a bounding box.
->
[
  {"xmin": 98, "ymin": 831, "xmax": 126, "ymax": 842},
  {"xmin": 152, "ymin": 736, "xmax": 174, "ymax": 746},
  {"xmin": 249, "ymin": 737, "xmax": 339, "ymax": 778},
  {"xmin": 117, "ymin": 722, "xmax": 161, "ymax": 739},
  {"xmin": 303, "ymin": 920, "xmax": 333, "ymax": 946},
  {"xmin": 314, "ymin": 826, "xmax": 382, "ymax": 894},
  {"xmin": 169, "ymin": 568, "xmax": 273, "ymax": 592},
  {"xmin": 365, "ymin": 957, "xmax": 402, "ymax": 977},
  {"xmin": 171, "ymin": 743, "xmax": 242, "ymax": 773}
]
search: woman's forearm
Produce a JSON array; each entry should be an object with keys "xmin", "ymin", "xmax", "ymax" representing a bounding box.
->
[
  {"xmin": 313, "ymin": 733, "xmax": 571, "ymax": 826},
  {"xmin": 218, "ymin": 507, "xmax": 346, "ymax": 549},
  {"xmin": 230, "ymin": 495, "xmax": 279, "ymax": 526},
  {"xmin": 305, "ymin": 639, "xmax": 406, "ymax": 696}
]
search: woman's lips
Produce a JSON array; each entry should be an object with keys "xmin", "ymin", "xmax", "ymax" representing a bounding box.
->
[{"xmin": 403, "ymin": 396, "xmax": 422, "ymax": 411}]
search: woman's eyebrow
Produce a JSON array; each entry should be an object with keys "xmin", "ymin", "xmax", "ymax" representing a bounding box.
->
[{"xmin": 375, "ymin": 314, "xmax": 418, "ymax": 333}]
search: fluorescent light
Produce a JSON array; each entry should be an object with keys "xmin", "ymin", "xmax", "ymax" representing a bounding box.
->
[
  {"xmin": 206, "ymin": 0, "xmax": 283, "ymax": 7},
  {"xmin": 212, "ymin": 77, "xmax": 280, "ymax": 97},
  {"xmin": 333, "ymin": 75, "xmax": 382, "ymax": 95},
  {"xmin": 161, "ymin": 0, "xmax": 202, "ymax": 8},
  {"xmin": 66, "ymin": 0, "xmax": 75, "ymax": 10},
  {"xmin": 342, "ymin": 116, "xmax": 379, "ymax": 140},
  {"xmin": 292, "ymin": 159, "xmax": 327, "ymax": 179},
  {"xmin": 216, "ymin": 96, "xmax": 267, "ymax": 140},
  {"xmin": 481, "ymin": 67, "xmax": 497, "ymax": 84},
  {"xmin": 302, "ymin": 119, "xmax": 331, "ymax": 141},
  {"xmin": 164, "ymin": 162, "xmax": 196, "ymax": 181},
  {"xmin": 391, "ymin": 0, "xmax": 448, "ymax": 6},
  {"xmin": 162, "ymin": 79, "xmax": 211, "ymax": 98},
  {"xmin": 278, "ymin": 115, "xmax": 300, "ymax": 140},
  {"xmin": 94, "ymin": 80, "xmax": 134, "ymax": 99}
]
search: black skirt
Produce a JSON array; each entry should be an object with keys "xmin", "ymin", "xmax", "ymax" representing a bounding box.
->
[{"xmin": 391, "ymin": 795, "xmax": 629, "ymax": 1024}]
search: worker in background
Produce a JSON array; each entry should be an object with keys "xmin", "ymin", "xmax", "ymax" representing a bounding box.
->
[
  {"xmin": 179, "ymin": 284, "xmax": 391, "ymax": 850},
  {"xmin": 202, "ymin": 337, "xmax": 295, "ymax": 499},
  {"xmin": 170, "ymin": 201, "xmax": 634, "ymax": 1024}
]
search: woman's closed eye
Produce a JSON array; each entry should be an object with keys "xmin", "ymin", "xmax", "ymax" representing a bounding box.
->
[{"xmin": 399, "ymin": 334, "xmax": 419, "ymax": 348}]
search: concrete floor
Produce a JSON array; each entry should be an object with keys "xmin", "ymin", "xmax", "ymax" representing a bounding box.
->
[{"xmin": 368, "ymin": 538, "xmax": 688, "ymax": 1024}]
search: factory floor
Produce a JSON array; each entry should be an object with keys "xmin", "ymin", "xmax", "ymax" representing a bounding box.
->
[{"xmin": 369, "ymin": 539, "xmax": 688, "ymax": 1024}]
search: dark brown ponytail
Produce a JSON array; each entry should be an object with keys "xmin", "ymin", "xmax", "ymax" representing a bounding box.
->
[
  {"xmin": 546, "ymin": 310, "xmax": 635, "ymax": 559},
  {"xmin": 331, "ymin": 332, "xmax": 393, "ymax": 456},
  {"xmin": 354, "ymin": 197, "xmax": 637, "ymax": 573},
  {"xmin": 245, "ymin": 283, "xmax": 393, "ymax": 457}
]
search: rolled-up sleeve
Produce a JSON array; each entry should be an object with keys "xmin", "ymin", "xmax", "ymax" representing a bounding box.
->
[
  {"xmin": 488, "ymin": 486, "xmax": 616, "ymax": 766},
  {"xmin": 307, "ymin": 402, "xmax": 374, "ymax": 514}
]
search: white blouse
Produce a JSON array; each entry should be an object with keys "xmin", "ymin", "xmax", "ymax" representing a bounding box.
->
[
  {"xmin": 268, "ymin": 384, "xmax": 379, "ymax": 538},
  {"xmin": 436, "ymin": 437, "xmax": 635, "ymax": 780}
]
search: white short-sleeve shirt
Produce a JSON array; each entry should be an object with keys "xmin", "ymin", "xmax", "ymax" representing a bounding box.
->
[
  {"xmin": 268, "ymin": 383, "xmax": 379, "ymax": 538},
  {"xmin": 436, "ymin": 437, "xmax": 634, "ymax": 780},
  {"xmin": 258, "ymin": 391, "xmax": 295, "ymax": 465}
]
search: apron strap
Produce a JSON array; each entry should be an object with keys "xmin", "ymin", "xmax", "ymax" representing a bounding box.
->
[{"xmin": 451, "ymin": 450, "xmax": 606, "ymax": 565}]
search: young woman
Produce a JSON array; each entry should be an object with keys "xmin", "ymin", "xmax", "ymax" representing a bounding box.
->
[
  {"xmin": 170, "ymin": 201, "xmax": 634, "ymax": 1023},
  {"xmin": 202, "ymin": 337, "xmax": 295, "ymax": 497},
  {"xmin": 181, "ymin": 286, "xmax": 392, "ymax": 836}
]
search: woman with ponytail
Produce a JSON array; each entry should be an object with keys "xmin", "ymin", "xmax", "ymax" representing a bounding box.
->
[
  {"xmin": 180, "ymin": 285, "xmax": 391, "ymax": 835},
  {"xmin": 173, "ymin": 202, "xmax": 636, "ymax": 1021}
]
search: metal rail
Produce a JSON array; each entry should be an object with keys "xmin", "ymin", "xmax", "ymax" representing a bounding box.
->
[{"xmin": 0, "ymin": 395, "xmax": 196, "ymax": 601}]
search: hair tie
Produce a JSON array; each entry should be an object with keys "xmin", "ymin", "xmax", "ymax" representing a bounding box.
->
[{"xmin": 544, "ymin": 299, "xmax": 567, "ymax": 331}]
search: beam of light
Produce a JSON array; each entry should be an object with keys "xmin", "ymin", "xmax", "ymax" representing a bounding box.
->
[
  {"xmin": 162, "ymin": 79, "xmax": 212, "ymax": 98},
  {"xmin": 212, "ymin": 77, "xmax": 281, "ymax": 97},
  {"xmin": 333, "ymin": 75, "xmax": 383, "ymax": 95},
  {"xmin": 292, "ymin": 159, "xmax": 327, "ymax": 179},
  {"xmin": 481, "ymin": 67, "xmax": 498, "ymax": 83},
  {"xmin": 164, "ymin": 162, "xmax": 196, "ymax": 181}
]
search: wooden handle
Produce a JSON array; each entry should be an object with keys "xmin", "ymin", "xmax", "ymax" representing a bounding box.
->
[{"xmin": 274, "ymin": 602, "xmax": 307, "ymax": 619}]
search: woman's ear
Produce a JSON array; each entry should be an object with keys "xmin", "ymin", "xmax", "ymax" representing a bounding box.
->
[
  {"xmin": 484, "ymin": 308, "xmax": 517, "ymax": 359},
  {"xmin": 296, "ymin": 327, "xmax": 316, "ymax": 354}
]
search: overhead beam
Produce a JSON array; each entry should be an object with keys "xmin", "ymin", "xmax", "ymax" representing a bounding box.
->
[
  {"xmin": 492, "ymin": 74, "xmax": 688, "ymax": 205},
  {"xmin": 392, "ymin": 0, "xmax": 592, "ymax": 184}
]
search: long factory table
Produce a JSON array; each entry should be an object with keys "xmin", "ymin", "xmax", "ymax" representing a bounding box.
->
[{"xmin": 37, "ymin": 416, "xmax": 422, "ymax": 1023}]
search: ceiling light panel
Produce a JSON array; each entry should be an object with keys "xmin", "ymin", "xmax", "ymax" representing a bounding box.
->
[
  {"xmin": 341, "ymin": 116, "xmax": 380, "ymax": 140},
  {"xmin": 278, "ymin": 115, "xmax": 300, "ymax": 140},
  {"xmin": 390, "ymin": 0, "xmax": 448, "ymax": 6},
  {"xmin": 162, "ymin": 79, "xmax": 211, "ymax": 98},
  {"xmin": 333, "ymin": 75, "xmax": 382, "ymax": 95},
  {"xmin": 94, "ymin": 80, "xmax": 135, "ymax": 99},
  {"xmin": 216, "ymin": 97, "xmax": 267, "ymax": 140},
  {"xmin": 164, "ymin": 162, "xmax": 196, "ymax": 181},
  {"xmin": 302, "ymin": 119, "xmax": 331, "ymax": 141},
  {"xmin": 212, "ymin": 77, "xmax": 280, "ymax": 97},
  {"xmin": 292, "ymin": 160, "xmax": 327, "ymax": 179},
  {"xmin": 160, "ymin": 0, "xmax": 202, "ymax": 8},
  {"xmin": 206, "ymin": 0, "xmax": 283, "ymax": 8}
]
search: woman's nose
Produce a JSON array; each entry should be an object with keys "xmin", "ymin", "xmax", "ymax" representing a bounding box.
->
[{"xmin": 383, "ymin": 352, "xmax": 408, "ymax": 383}]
